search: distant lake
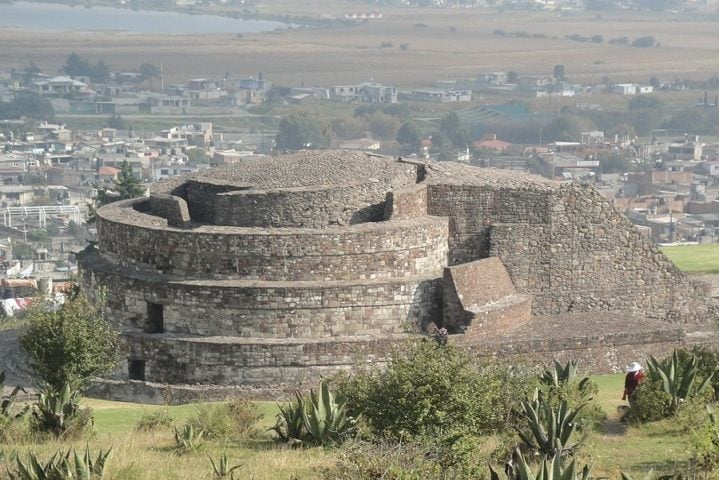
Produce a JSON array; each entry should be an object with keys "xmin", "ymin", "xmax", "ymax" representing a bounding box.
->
[{"xmin": 0, "ymin": 1, "xmax": 290, "ymax": 34}]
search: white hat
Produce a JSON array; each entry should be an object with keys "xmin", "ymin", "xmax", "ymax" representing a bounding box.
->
[{"xmin": 626, "ymin": 362, "xmax": 642, "ymax": 373}]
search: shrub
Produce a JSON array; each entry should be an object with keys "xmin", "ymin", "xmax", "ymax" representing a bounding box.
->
[
  {"xmin": 0, "ymin": 371, "xmax": 29, "ymax": 442},
  {"xmin": 538, "ymin": 360, "xmax": 603, "ymax": 426},
  {"xmin": 20, "ymin": 290, "xmax": 119, "ymax": 392},
  {"xmin": 332, "ymin": 340, "xmax": 534, "ymax": 441},
  {"xmin": 626, "ymin": 375, "xmax": 673, "ymax": 423},
  {"xmin": 135, "ymin": 408, "xmax": 173, "ymax": 432},
  {"xmin": 324, "ymin": 438, "xmax": 485, "ymax": 480},
  {"xmin": 648, "ymin": 350, "xmax": 713, "ymax": 415},
  {"xmin": 188, "ymin": 399, "xmax": 261, "ymax": 440}
]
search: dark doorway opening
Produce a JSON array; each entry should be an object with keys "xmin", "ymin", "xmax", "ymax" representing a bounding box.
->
[
  {"xmin": 128, "ymin": 359, "xmax": 146, "ymax": 381},
  {"xmin": 145, "ymin": 302, "xmax": 164, "ymax": 333}
]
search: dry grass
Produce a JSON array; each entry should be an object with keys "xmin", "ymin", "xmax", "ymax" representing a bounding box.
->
[{"xmin": 2, "ymin": 3, "xmax": 719, "ymax": 87}]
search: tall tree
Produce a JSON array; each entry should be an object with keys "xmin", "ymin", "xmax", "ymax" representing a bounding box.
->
[
  {"xmin": 396, "ymin": 121, "xmax": 422, "ymax": 152},
  {"xmin": 97, "ymin": 161, "xmax": 145, "ymax": 206},
  {"xmin": 553, "ymin": 64, "xmax": 566, "ymax": 81},
  {"xmin": 440, "ymin": 111, "xmax": 472, "ymax": 150}
]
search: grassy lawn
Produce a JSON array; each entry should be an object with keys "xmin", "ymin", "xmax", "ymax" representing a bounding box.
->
[
  {"xmin": 0, "ymin": 375, "xmax": 699, "ymax": 479},
  {"xmin": 661, "ymin": 244, "xmax": 719, "ymax": 274}
]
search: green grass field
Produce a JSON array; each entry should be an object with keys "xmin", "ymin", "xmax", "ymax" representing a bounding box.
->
[
  {"xmin": 0, "ymin": 374, "xmax": 698, "ymax": 479},
  {"xmin": 661, "ymin": 244, "xmax": 719, "ymax": 273}
]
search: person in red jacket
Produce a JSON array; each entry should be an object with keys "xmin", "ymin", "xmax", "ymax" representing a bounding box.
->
[{"xmin": 622, "ymin": 362, "xmax": 645, "ymax": 401}]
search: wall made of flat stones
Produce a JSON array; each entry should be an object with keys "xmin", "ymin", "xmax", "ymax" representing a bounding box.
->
[
  {"xmin": 426, "ymin": 184, "xmax": 552, "ymax": 265},
  {"xmin": 384, "ymin": 183, "xmax": 428, "ymax": 220},
  {"xmin": 97, "ymin": 201, "xmax": 448, "ymax": 280},
  {"xmin": 148, "ymin": 193, "xmax": 190, "ymax": 228},
  {"xmin": 213, "ymin": 181, "xmax": 390, "ymax": 228},
  {"xmin": 486, "ymin": 184, "xmax": 716, "ymax": 322},
  {"xmin": 120, "ymin": 333, "xmax": 405, "ymax": 385},
  {"xmin": 78, "ymin": 253, "xmax": 442, "ymax": 339}
]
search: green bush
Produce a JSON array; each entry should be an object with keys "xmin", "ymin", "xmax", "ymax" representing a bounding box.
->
[
  {"xmin": 188, "ymin": 399, "xmax": 261, "ymax": 440},
  {"xmin": 332, "ymin": 340, "xmax": 534, "ymax": 441},
  {"xmin": 627, "ymin": 349, "xmax": 716, "ymax": 423},
  {"xmin": 324, "ymin": 437, "xmax": 486, "ymax": 480},
  {"xmin": 676, "ymin": 347, "xmax": 719, "ymax": 401},
  {"xmin": 684, "ymin": 405, "xmax": 719, "ymax": 473},
  {"xmin": 626, "ymin": 376, "xmax": 673, "ymax": 423},
  {"xmin": 20, "ymin": 291, "xmax": 119, "ymax": 392},
  {"xmin": 135, "ymin": 408, "xmax": 173, "ymax": 432}
]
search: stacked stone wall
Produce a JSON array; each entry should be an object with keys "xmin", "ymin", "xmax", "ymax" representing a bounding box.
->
[
  {"xmin": 119, "ymin": 333, "xmax": 408, "ymax": 386},
  {"xmin": 426, "ymin": 181, "xmax": 715, "ymax": 323},
  {"xmin": 487, "ymin": 184, "xmax": 715, "ymax": 322},
  {"xmin": 179, "ymin": 180, "xmax": 246, "ymax": 223},
  {"xmin": 214, "ymin": 181, "xmax": 392, "ymax": 228},
  {"xmin": 97, "ymin": 201, "xmax": 448, "ymax": 280},
  {"xmin": 148, "ymin": 194, "xmax": 190, "ymax": 228},
  {"xmin": 426, "ymin": 184, "xmax": 552, "ymax": 264},
  {"xmin": 384, "ymin": 183, "xmax": 428, "ymax": 220},
  {"xmin": 79, "ymin": 252, "xmax": 442, "ymax": 339}
]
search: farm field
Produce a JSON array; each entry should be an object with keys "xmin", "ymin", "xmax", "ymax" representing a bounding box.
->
[{"xmin": 2, "ymin": 2, "xmax": 719, "ymax": 87}]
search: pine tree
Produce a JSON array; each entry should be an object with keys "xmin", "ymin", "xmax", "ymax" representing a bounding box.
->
[{"xmin": 97, "ymin": 161, "xmax": 145, "ymax": 206}]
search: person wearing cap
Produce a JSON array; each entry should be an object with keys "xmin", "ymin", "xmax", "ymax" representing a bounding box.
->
[{"xmin": 622, "ymin": 362, "xmax": 645, "ymax": 401}]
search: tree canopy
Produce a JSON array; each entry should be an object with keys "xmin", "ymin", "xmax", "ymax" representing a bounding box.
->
[
  {"xmin": 20, "ymin": 289, "xmax": 119, "ymax": 391},
  {"xmin": 62, "ymin": 53, "xmax": 111, "ymax": 83},
  {"xmin": 275, "ymin": 112, "xmax": 330, "ymax": 150}
]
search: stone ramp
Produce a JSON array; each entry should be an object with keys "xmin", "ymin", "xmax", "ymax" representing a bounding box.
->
[{"xmin": 443, "ymin": 257, "xmax": 532, "ymax": 337}]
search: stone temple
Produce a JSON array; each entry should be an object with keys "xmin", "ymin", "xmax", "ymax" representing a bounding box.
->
[{"xmin": 78, "ymin": 150, "xmax": 717, "ymax": 401}]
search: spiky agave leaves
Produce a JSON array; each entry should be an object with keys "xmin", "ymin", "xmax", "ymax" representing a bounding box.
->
[
  {"xmin": 515, "ymin": 396, "xmax": 586, "ymax": 459},
  {"xmin": 646, "ymin": 350, "xmax": 714, "ymax": 414},
  {"xmin": 489, "ymin": 449, "xmax": 592, "ymax": 480},
  {"xmin": 272, "ymin": 381, "xmax": 356, "ymax": 446}
]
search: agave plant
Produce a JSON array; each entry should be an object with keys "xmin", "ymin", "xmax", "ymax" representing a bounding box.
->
[
  {"xmin": 301, "ymin": 381, "xmax": 355, "ymax": 446},
  {"xmin": 31, "ymin": 383, "xmax": 82, "ymax": 437},
  {"xmin": 646, "ymin": 350, "xmax": 713, "ymax": 414},
  {"xmin": 174, "ymin": 423, "xmax": 204, "ymax": 453},
  {"xmin": 8, "ymin": 447, "xmax": 111, "ymax": 480},
  {"xmin": 490, "ymin": 449, "xmax": 592, "ymax": 480},
  {"xmin": 515, "ymin": 395, "xmax": 586, "ymax": 458},
  {"xmin": 541, "ymin": 360, "xmax": 590, "ymax": 392},
  {"xmin": 209, "ymin": 452, "xmax": 242, "ymax": 479},
  {"xmin": 271, "ymin": 394, "xmax": 307, "ymax": 445},
  {"xmin": 272, "ymin": 381, "xmax": 356, "ymax": 446}
]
